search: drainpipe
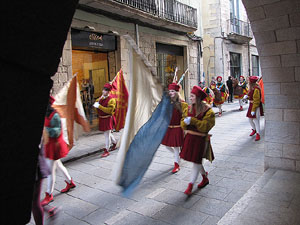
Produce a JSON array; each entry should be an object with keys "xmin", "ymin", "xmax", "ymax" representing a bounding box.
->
[
  {"xmin": 248, "ymin": 41, "xmax": 251, "ymax": 76},
  {"xmin": 135, "ymin": 24, "xmax": 139, "ymax": 48}
]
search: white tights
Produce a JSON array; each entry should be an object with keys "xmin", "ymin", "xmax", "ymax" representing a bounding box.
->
[
  {"xmin": 46, "ymin": 159, "xmax": 71, "ymax": 194},
  {"xmin": 249, "ymin": 107, "xmax": 261, "ymax": 134},
  {"xmin": 239, "ymin": 99, "xmax": 243, "ymax": 107},
  {"xmin": 166, "ymin": 146, "xmax": 180, "ymax": 164},
  {"xmin": 190, "ymin": 162, "xmax": 206, "ymax": 184},
  {"xmin": 217, "ymin": 105, "xmax": 222, "ymax": 113},
  {"xmin": 104, "ymin": 130, "xmax": 116, "ymax": 150}
]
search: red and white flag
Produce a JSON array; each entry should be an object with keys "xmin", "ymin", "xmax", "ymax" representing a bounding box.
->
[{"xmin": 52, "ymin": 74, "xmax": 90, "ymax": 149}]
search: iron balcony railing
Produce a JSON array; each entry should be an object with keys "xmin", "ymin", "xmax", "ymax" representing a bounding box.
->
[
  {"xmin": 113, "ymin": 0, "xmax": 197, "ymax": 28},
  {"xmin": 227, "ymin": 18, "xmax": 253, "ymax": 38}
]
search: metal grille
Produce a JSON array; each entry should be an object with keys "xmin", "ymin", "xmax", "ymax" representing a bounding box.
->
[
  {"xmin": 228, "ymin": 18, "xmax": 253, "ymax": 38},
  {"xmin": 113, "ymin": 0, "xmax": 197, "ymax": 28}
]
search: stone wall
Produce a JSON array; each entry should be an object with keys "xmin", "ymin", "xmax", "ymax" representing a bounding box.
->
[
  {"xmin": 51, "ymin": 31, "xmax": 73, "ymax": 95},
  {"xmin": 242, "ymin": 0, "xmax": 300, "ymax": 172}
]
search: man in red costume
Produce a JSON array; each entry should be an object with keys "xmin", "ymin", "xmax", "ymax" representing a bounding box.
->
[
  {"xmin": 94, "ymin": 83, "xmax": 117, "ymax": 157},
  {"xmin": 244, "ymin": 76, "xmax": 264, "ymax": 141}
]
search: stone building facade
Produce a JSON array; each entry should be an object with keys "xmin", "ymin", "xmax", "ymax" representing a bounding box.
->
[
  {"xmin": 51, "ymin": 0, "xmax": 200, "ymax": 130},
  {"xmin": 202, "ymin": 0, "xmax": 260, "ymax": 84}
]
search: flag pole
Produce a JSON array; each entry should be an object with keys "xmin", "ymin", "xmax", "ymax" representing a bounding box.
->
[
  {"xmin": 172, "ymin": 67, "xmax": 178, "ymax": 83},
  {"xmin": 177, "ymin": 68, "xmax": 189, "ymax": 85}
]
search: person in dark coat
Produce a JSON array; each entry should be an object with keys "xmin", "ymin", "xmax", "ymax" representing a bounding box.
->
[{"xmin": 226, "ymin": 76, "xmax": 233, "ymax": 103}]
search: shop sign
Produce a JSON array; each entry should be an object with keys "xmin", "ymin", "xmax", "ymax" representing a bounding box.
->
[{"xmin": 71, "ymin": 29, "xmax": 116, "ymax": 51}]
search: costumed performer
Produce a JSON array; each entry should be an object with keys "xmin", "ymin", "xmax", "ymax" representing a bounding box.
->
[
  {"xmin": 161, "ymin": 83, "xmax": 188, "ymax": 173},
  {"xmin": 244, "ymin": 76, "xmax": 264, "ymax": 141},
  {"xmin": 234, "ymin": 75, "xmax": 248, "ymax": 111},
  {"xmin": 180, "ymin": 86, "xmax": 215, "ymax": 196},
  {"xmin": 213, "ymin": 76, "xmax": 227, "ymax": 117},
  {"xmin": 41, "ymin": 96, "xmax": 76, "ymax": 206},
  {"xmin": 93, "ymin": 83, "xmax": 117, "ymax": 157}
]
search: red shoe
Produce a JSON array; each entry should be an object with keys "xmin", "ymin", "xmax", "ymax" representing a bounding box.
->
[
  {"xmin": 218, "ymin": 112, "xmax": 222, "ymax": 117},
  {"xmin": 184, "ymin": 183, "xmax": 193, "ymax": 196},
  {"xmin": 249, "ymin": 129, "xmax": 256, "ymax": 136},
  {"xmin": 61, "ymin": 179, "xmax": 76, "ymax": 193},
  {"xmin": 239, "ymin": 106, "xmax": 243, "ymax": 111},
  {"xmin": 110, "ymin": 143, "xmax": 117, "ymax": 151},
  {"xmin": 171, "ymin": 162, "xmax": 180, "ymax": 174},
  {"xmin": 101, "ymin": 149, "xmax": 110, "ymax": 158},
  {"xmin": 198, "ymin": 173, "xmax": 209, "ymax": 189},
  {"xmin": 255, "ymin": 133, "xmax": 260, "ymax": 141},
  {"xmin": 41, "ymin": 192, "xmax": 53, "ymax": 206}
]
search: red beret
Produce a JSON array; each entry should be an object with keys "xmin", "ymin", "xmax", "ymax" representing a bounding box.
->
[
  {"xmin": 216, "ymin": 76, "xmax": 222, "ymax": 81},
  {"xmin": 49, "ymin": 96, "xmax": 55, "ymax": 104},
  {"xmin": 249, "ymin": 76, "xmax": 259, "ymax": 83},
  {"xmin": 168, "ymin": 83, "xmax": 180, "ymax": 92},
  {"xmin": 191, "ymin": 86, "xmax": 207, "ymax": 100},
  {"xmin": 103, "ymin": 83, "xmax": 112, "ymax": 91}
]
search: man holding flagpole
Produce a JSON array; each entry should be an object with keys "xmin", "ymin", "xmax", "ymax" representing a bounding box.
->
[{"xmin": 94, "ymin": 83, "xmax": 117, "ymax": 157}]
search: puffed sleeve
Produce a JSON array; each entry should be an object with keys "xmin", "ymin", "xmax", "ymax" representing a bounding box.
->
[
  {"xmin": 189, "ymin": 109, "xmax": 215, "ymax": 133},
  {"xmin": 46, "ymin": 113, "xmax": 61, "ymax": 138},
  {"xmin": 181, "ymin": 102, "xmax": 188, "ymax": 118},
  {"xmin": 220, "ymin": 84, "xmax": 226, "ymax": 92},
  {"xmin": 252, "ymin": 88, "xmax": 261, "ymax": 112},
  {"xmin": 98, "ymin": 98, "xmax": 116, "ymax": 115}
]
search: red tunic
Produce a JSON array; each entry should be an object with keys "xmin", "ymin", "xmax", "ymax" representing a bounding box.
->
[
  {"xmin": 161, "ymin": 107, "xmax": 184, "ymax": 147},
  {"xmin": 97, "ymin": 96, "xmax": 115, "ymax": 131},
  {"xmin": 246, "ymin": 86, "xmax": 264, "ymax": 118},
  {"xmin": 44, "ymin": 112, "xmax": 68, "ymax": 160},
  {"xmin": 180, "ymin": 108, "xmax": 213, "ymax": 164}
]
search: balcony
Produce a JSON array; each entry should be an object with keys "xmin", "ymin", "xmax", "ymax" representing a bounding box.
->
[
  {"xmin": 78, "ymin": 0, "xmax": 197, "ymax": 33},
  {"xmin": 227, "ymin": 18, "xmax": 253, "ymax": 44}
]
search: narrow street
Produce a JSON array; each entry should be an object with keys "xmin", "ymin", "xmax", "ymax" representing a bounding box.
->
[{"xmin": 28, "ymin": 102, "xmax": 265, "ymax": 225}]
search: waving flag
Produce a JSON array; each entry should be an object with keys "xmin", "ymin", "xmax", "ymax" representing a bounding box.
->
[
  {"xmin": 113, "ymin": 35, "xmax": 173, "ymax": 196},
  {"xmin": 110, "ymin": 69, "xmax": 129, "ymax": 131},
  {"xmin": 52, "ymin": 75, "xmax": 90, "ymax": 149}
]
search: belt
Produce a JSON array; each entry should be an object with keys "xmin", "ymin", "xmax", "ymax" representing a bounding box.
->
[
  {"xmin": 168, "ymin": 125, "xmax": 181, "ymax": 128},
  {"xmin": 99, "ymin": 115, "xmax": 111, "ymax": 118},
  {"xmin": 185, "ymin": 130, "xmax": 212, "ymax": 137}
]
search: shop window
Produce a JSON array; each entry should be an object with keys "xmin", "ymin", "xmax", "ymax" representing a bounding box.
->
[
  {"xmin": 156, "ymin": 43, "xmax": 185, "ymax": 95},
  {"xmin": 72, "ymin": 50, "xmax": 109, "ymax": 129}
]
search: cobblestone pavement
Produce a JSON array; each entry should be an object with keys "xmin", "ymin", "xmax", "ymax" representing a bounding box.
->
[{"xmin": 27, "ymin": 101, "xmax": 265, "ymax": 225}]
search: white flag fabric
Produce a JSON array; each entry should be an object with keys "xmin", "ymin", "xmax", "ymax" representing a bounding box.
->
[
  {"xmin": 52, "ymin": 75, "xmax": 90, "ymax": 149},
  {"xmin": 113, "ymin": 35, "xmax": 173, "ymax": 196}
]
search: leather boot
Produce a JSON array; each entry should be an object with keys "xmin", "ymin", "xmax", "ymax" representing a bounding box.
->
[
  {"xmin": 61, "ymin": 179, "xmax": 76, "ymax": 193},
  {"xmin": 109, "ymin": 143, "xmax": 117, "ymax": 151},
  {"xmin": 198, "ymin": 173, "xmax": 209, "ymax": 189},
  {"xmin": 249, "ymin": 129, "xmax": 256, "ymax": 136},
  {"xmin": 41, "ymin": 192, "xmax": 53, "ymax": 206},
  {"xmin": 184, "ymin": 183, "xmax": 193, "ymax": 196},
  {"xmin": 171, "ymin": 162, "xmax": 180, "ymax": 174},
  {"xmin": 255, "ymin": 133, "xmax": 260, "ymax": 141},
  {"xmin": 101, "ymin": 149, "xmax": 110, "ymax": 158}
]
